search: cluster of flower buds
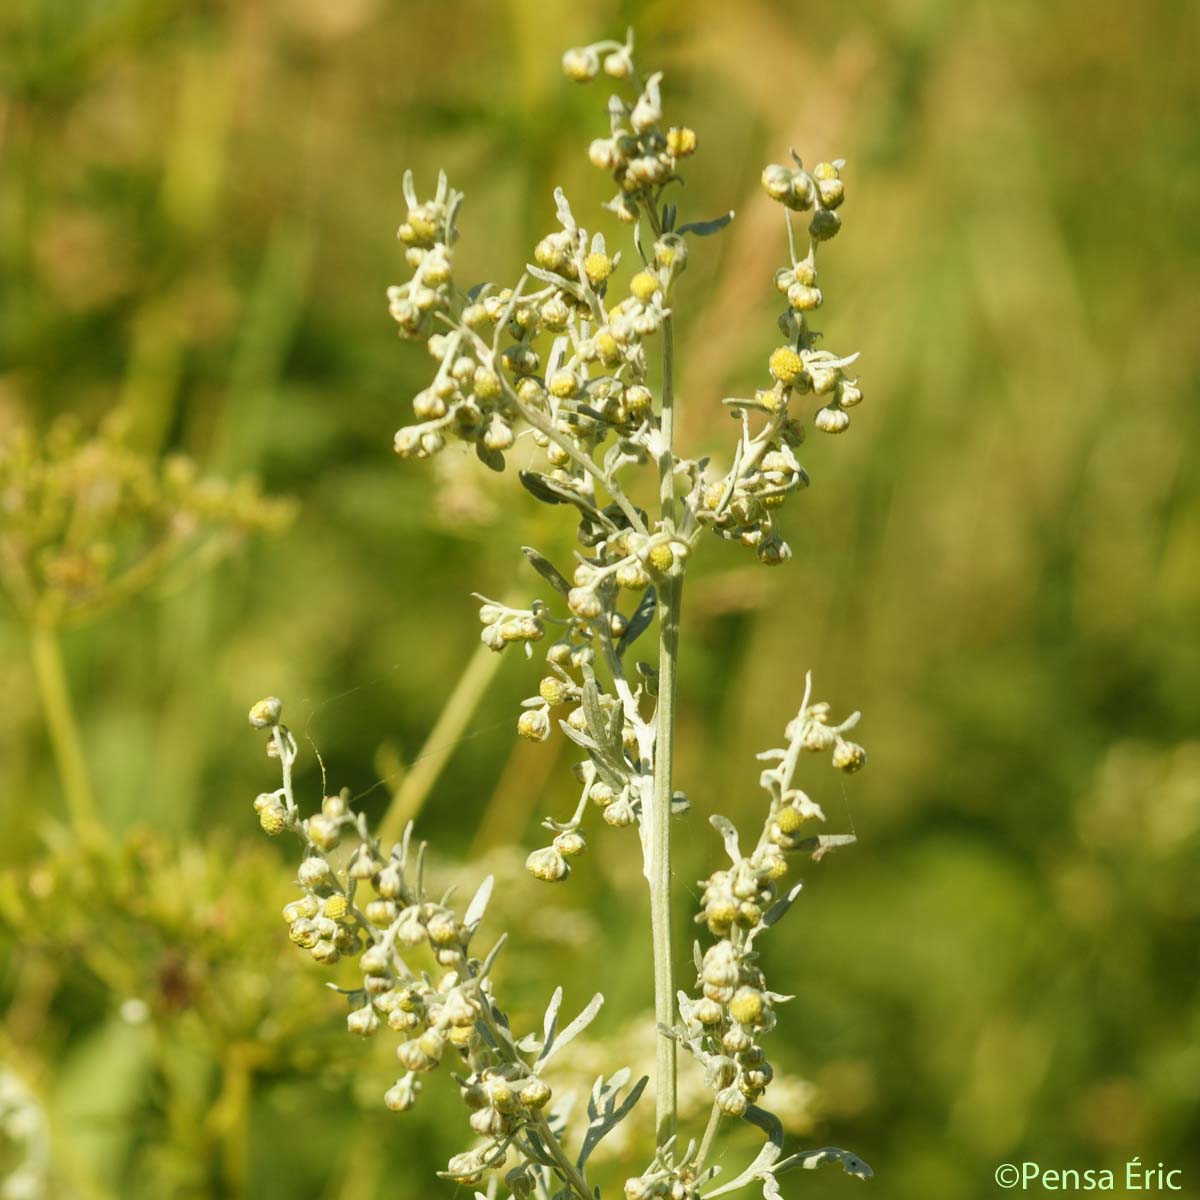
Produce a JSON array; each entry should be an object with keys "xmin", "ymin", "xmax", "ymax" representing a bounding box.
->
[
  {"xmin": 477, "ymin": 597, "xmax": 546, "ymax": 655},
  {"xmin": 761, "ymin": 156, "xmax": 863, "ymax": 435},
  {"xmin": 623, "ymin": 1146, "xmax": 704, "ymax": 1200},
  {"xmin": 561, "ymin": 34, "xmax": 698, "ymax": 226},
  {"xmin": 247, "ymin": 696, "xmax": 527, "ymax": 1129},
  {"xmin": 760, "ymin": 158, "xmax": 845, "ymax": 242},
  {"xmin": 766, "ymin": 341, "xmax": 863, "ymax": 436},
  {"xmin": 677, "ymin": 676, "xmax": 865, "ymax": 1115},
  {"xmin": 696, "ymin": 434, "xmax": 809, "ymax": 565},
  {"xmin": 387, "ymin": 170, "xmax": 460, "ymax": 345},
  {"xmin": 689, "ymin": 153, "xmax": 863, "ymax": 568},
  {"xmin": 678, "ymin": 942, "xmax": 779, "ymax": 1117}
]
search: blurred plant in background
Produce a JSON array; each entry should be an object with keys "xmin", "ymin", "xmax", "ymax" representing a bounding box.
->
[
  {"xmin": 1, "ymin": 413, "xmax": 291, "ymax": 835},
  {"xmin": 1, "ymin": 0, "xmax": 1197, "ymax": 1197}
]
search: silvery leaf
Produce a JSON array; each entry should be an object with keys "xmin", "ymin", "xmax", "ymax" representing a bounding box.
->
[
  {"xmin": 554, "ymin": 187, "xmax": 577, "ymax": 232},
  {"xmin": 776, "ymin": 1147, "xmax": 873, "ymax": 1181},
  {"xmin": 539, "ymin": 992, "xmax": 604, "ymax": 1064},
  {"xmin": 542, "ymin": 986, "xmax": 564, "ymax": 1049},
  {"xmin": 709, "ymin": 814, "xmax": 742, "ymax": 862},
  {"xmin": 464, "ymin": 875, "xmax": 494, "ymax": 929},
  {"xmin": 578, "ymin": 1069, "xmax": 649, "ymax": 1168}
]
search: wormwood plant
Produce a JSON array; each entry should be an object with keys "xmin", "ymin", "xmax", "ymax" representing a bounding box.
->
[{"xmin": 249, "ymin": 32, "xmax": 874, "ymax": 1199}]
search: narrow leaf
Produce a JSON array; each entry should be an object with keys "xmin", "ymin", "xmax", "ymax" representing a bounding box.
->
[
  {"xmin": 776, "ymin": 1147, "xmax": 873, "ymax": 1181},
  {"xmin": 678, "ymin": 211, "xmax": 735, "ymax": 238},
  {"xmin": 617, "ymin": 586, "xmax": 657, "ymax": 656},
  {"xmin": 464, "ymin": 875, "xmax": 494, "ymax": 929},
  {"xmin": 709, "ymin": 814, "xmax": 742, "ymax": 862},
  {"xmin": 522, "ymin": 546, "xmax": 572, "ymax": 596},
  {"xmin": 554, "ymin": 187, "xmax": 576, "ymax": 231},
  {"xmin": 539, "ymin": 992, "xmax": 604, "ymax": 1064},
  {"xmin": 762, "ymin": 881, "xmax": 804, "ymax": 928},
  {"xmin": 542, "ymin": 986, "xmax": 564, "ymax": 1050}
]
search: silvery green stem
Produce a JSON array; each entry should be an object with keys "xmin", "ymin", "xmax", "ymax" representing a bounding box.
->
[{"xmin": 651, "ymin": 310, "xmax": 680, "ymax": 1146}]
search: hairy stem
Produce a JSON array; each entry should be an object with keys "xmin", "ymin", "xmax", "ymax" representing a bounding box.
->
[
  {"xmin": 651, "ymin": 310, "xmax": 680, "ymax": 1146},
  {"xmin": 695, "ymin": 1099, "xmax": 724, "ymax": 1173},
  {"xmin": 30, "ymin": 622, "xmax": 100, "ymax": 836}
]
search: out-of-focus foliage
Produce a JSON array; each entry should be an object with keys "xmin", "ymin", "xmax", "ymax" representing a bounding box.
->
[{"xmin": 0, "ymin": 0, "xmax": 1196, "ymax": 1197}]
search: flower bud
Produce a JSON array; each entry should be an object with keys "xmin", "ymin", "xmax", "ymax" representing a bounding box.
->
[
  {"xmin": 832, "ymin": 739, "xmax": 867, "ymax": 772},
  {"xmin": 258, "ymin": 799, "xmax": 287, "ymax": 835},
  {"xmin": 385, "ymin": 1074, "xmax": 420, "ymax": 1112},
  {"xmin": 469, "ymin": 1106, "xmax": 507, "ymax": 1136},
  {"xmin": 809, "ymin": 208, "xmax": 842, "ymax": 242},
  {"xmin": 584, "ymin": 252, "xmax": 614, "ymax": 285},
  {"xmin": 631, "ymin": 77, "xmax": 662, "ymax": 133},
  {"xmin": 288, "ymin": 919, "xmax": 318, "ymax": 949},
  {"xmin": 375, "ymin": 863, "xmax": 404, "ymax": 899},
  {"xmin": 308, "ymin": 814, "xmax": 340, "ymax": 852},
  {"xmin": 757, "ymin": 536, "xmax": 792, "ymax": 567},
  {"xmin": 348, "ymin": 1005, "xmax": 380, "ymax": 1036},
  {"xmin": 298, "ymin": 856, "xmax": 331, "ymax": 889},
  {"xmin": 646, "ymin": 543, "xmax": 674, "ymax": 573},
  {"xmin": 787, "ymin": 283, "xmax": 822, "ymax": 312},
  {"xmin": 553, "ymin": 830, "xmax": 586, "ymax": 857},
  {"xmin": 519, "ymin": 1077, "xmax": 552, "ymax": 1108},
  {"xmin": 729, "ymin": 986, "xmax": 766, "ymax": 1026},
  {"xmin": 541, "ymin": 295, "xmax": 571, "ymax": 329},
  {"xmin": 589, "ymin": 780, "xmax": 615, "ymax": 808},
  {"xmin": 768, "ymin": 346, "xmax": 804, "ymax": 385},
  {"xmin": 761, "ymin": 164, "xmax": 793, "ymax": 203},
  {"xmin": 567, "ymin": 587, "xmax": 602, "ymax": 619},
  {"xmin": 589, "ymin": 138, "xmax": 621, "ymax": 170},
  {"xmin": 814, "ymin": 406, "xmax": 850, "ymax": 434},
  {"xmin": 538, "ymin": 676, "xmax": 569, "ymax": 706},
  {"xmin": 426, "ymin": 911, "xmax": 460, "ymax": 947},
  {"xmin": 624, "ymin": 384, "xmax": 653, "ymax": 416},
  {"xmin": 625, "ymin": 1176, "xmax": 658, "ymax": 1200},
  {"xmin": 717, "ymin": 1084, "xmax": 748, "ymax": 1116},
  {"xmin": 602, "ymin": 796, "xmax": 636, "ymax": 826},
  {"xmin": 628, "ymin": 271, "xmax": 658, "ymax": 303},
  {"xmin": 817, "ymin": 177, "xmax": 844, "ymax": 208},
  {"xmin": 365, "ymin": 899, "xmax": 398, "ymax": 925},
  {"xmin": 311, "ymin": 939, "xmax": 339, "ymax": 965},
  {"xmin": 666, "ymin": 126, "xmax": 697, "ymax": 157},
  {"xmin": 360, "ymin": 943, "xmax": 390, "ymax": 975},
  {"xmin": 248, "ymin": 697, "xmax": 282, "ymax": 728},
  {"xmin": 283, "ymin": 895, "xmax": 320, "ymax": 923},
  {"xmin": 517, "ymin": 707, "xmax": 551, "ymax": 743},
  {"xmin": 837, "ymin": 381, "xmax": 863, "ymax": 408},
  {"xmin": 484, "ymin": 418, "xmax": 514, "ymax": 452},
  {"xmin": 722, "ymin": 1025, "xmax": 753, "ymax": 1054},
  {"xmin": 526, "ymin": 845, "xmax": 570, "ymax": 882},
  {"xmin": 561, "ymin": 46, "xmax": 599, "ymax": 82}
]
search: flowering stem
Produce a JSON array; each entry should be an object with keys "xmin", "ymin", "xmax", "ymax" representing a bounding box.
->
[
  {"xmin": 650, "ymin": 310, "xmax": 680, "ymax": 1147},
  {"xmin": 695, "ymin": 1098, "xmax": 724, "ymax": 1173},
  {"xmin": 29, "ymin": 621, "xmax": 101, "ymax": 837}
]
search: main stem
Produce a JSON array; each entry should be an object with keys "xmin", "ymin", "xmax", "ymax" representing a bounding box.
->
[
  {"xmin": 651, "ymin": 312, "xmax": 680, "ymax": 1146},
  {"xmin": 30, "ymin": 621, "xmax": 101, "ymax": 837}
]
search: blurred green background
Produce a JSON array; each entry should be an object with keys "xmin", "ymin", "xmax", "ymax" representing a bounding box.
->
[{"xmin": 2, "ymin": 0, "xmax": 1198, "ymax": 1196}]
